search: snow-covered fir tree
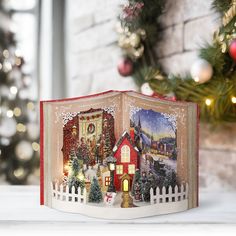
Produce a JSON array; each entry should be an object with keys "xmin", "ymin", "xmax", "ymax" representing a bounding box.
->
[{"xmin": 89, "ymin": 177, "xmax": 103, "ymax": 203}]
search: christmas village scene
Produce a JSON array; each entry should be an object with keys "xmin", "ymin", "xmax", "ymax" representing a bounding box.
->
[{"xmin": 55, "ymin": 107, "xmax": 180, "ymax": 208}]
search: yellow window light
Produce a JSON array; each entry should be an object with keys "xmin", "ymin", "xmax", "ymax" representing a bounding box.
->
[{"xmin": 123, "ymin": 179, "xmax": 129, "ymax": 192}]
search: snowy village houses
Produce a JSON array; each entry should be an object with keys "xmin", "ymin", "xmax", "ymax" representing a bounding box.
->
[
  {"xmin": 112, "ymin": 129, "xmax": 139, "ymax": 191},
  {"xmin": 81, "ymin": 126, "xmax": 141, "ymax": 193},
  {"xmin": 97, "ymin": 128, "xmax": 140, "ymax": 193}
]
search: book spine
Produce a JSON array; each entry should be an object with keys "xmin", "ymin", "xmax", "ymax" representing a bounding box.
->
[
  {"xmin": 196, "ymin": 104, "xmax": 200, "ymax": 207},
  {"xmin": 40, "ymin": 101, "xmax": 44, "ymax": 205}
]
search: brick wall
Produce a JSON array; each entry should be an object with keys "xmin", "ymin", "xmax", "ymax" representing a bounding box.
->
[
  {"xmin": 65, "ymin": 0, "xmax": 137, "ymax": 97},
  {"xmin": 156, "ymin": 0, "xmax": 220, "ymax": 76}
]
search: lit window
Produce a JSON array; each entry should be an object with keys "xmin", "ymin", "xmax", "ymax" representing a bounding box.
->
[
  {"xmin": 116, "ymin": 165, "xmax": 123, "ymax": 175},
  {"xmin": 128, "ymin": 164, "xmax": 135, "ymax": 174},
  {"xmin": 121, "ymin": 145, "xmax": 130, "ymax": 162},
  {"xmin": 105, "ymin": 176, "xmax": 110, "ymax": 186},
  {"xmin": 123, "ymin": 179, "xmax": 129, "ymax": 192}
]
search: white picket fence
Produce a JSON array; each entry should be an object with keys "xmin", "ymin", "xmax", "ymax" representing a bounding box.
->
[
  {"xmin": 150, "ymin": 183, "xmax": 188, "ymax": 205},
  {"xmin": 51, "ymin": 182, "xmax": 87, "ymax": 204}
]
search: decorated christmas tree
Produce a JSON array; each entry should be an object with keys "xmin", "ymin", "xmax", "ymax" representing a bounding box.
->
[
  {"xmin": 0, "ymin": 0, "xmax": 39, "ymax": 184},
  {"xmin": 117, "ymin": 0, "xmax": 236, "ymax": 124},
  {"xmin": 88, "ymin": 177, "xmax": 103, "ymax": 203}
]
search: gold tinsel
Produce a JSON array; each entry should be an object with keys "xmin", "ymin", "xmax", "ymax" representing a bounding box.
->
[
  {"xmin": 222, "ymin": 0, "xmax": 236, "ymax": 26},
  {"xmin": 213, "ymin": 28, "xmax": 236, "ymax": 53}
]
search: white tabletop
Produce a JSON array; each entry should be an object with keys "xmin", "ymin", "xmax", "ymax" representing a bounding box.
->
[{"xmin": 0, "ymin": 186, "xmax": 235, "ymax": 234}]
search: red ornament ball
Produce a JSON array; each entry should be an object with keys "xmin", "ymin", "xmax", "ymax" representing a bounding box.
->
[
  {"xmin": 117, "ymin": 58, "xmax": 133, "ymax": 77},
  {"xmin": 229, "ymin": 40, "xmax": 236, "ymax": 60}
]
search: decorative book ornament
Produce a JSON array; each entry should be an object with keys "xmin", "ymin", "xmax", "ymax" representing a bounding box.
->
[{"xmin": 40, "ymin": 90, "xmax": 199, "ymax": 219}]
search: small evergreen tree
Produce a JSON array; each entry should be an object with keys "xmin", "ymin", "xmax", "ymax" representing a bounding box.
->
[
  {"xmin": 89, "ymin": 177, "xmax": 103, "ymax": 203},
  {"xmin": 142, "ymin": 180, "xmax": 152, "ymax": 202},
  {"xmin": 134, "ymin": 182, "xmax": 142, "ymax": 201},
  {"xmin": 131, "ymin": 169, "xmax": 141, "ymax": 196},
  {"xmin": 67, "ymin": 174, "xmax": 85, "ymax": 193},
  {"xmin": 77, "ymin": 143, "xmax": 90, "ymax": 165},
  {"xmin": 141, "ymin": 172, "xmax": 157, "ymax": 202},
  {"xmin": 67, "ymin": 158, "xmax": 85, "ymax": 193},
  {"xmin": 163, "ymin": 167, "xmax": 177, "ymax": 188},
  {"xmin": 70, "ymin": 157, "xmax": 80, "ymax": 176}
]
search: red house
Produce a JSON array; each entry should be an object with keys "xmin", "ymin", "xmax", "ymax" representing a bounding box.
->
[{"xmin": 113, "ymin": 128, "xmax": 139, "ymax": 191}]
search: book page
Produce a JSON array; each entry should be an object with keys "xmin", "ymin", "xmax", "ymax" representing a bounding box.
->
[
  {"xmin": 123, "ymin": 91, "xmax": 198, "ymax": 209},
  {"xmin": 42, "ymin": 91, "xmax": 123, "ymax": 206}
]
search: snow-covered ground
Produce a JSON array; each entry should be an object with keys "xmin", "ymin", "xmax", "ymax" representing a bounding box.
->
[{"xmin": 162, "ymin": 159, "xmax": 177, "ymax": 171}]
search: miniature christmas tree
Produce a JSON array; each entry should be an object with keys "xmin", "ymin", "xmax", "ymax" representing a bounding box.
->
[
  {"xmin": 77, "ymin": 142, "xmax": 90, "ymax": 166},
  {"xmin": 141, "ymin": 172, "xmax": 157, "ymax": 202},
  {"xmin": 131, "ymin": 169, "xmax": 141, "ymax": 196},
  {"xmin": 133, "ymin": 182, "xmax": 142, "ymax": 201},
  {"xmin": 70, "ymin": 157, "xmax": 80, "ymax": 176},
  {"xmin": 163, "ymin": 167, "xmax": 178, "ymax": 188},
  {"xmin": 142, "ymin": 180, "xmax": 151, "ymax": 202},
  {"xmin": 89, "ymin": 177, "xmax": 103, "ymax": 203},
  {"xmin": 67, "ymin": 157, "xmax": 85, "ymax": 193}
]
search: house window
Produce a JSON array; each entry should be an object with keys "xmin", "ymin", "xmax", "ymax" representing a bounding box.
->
[
  {"xmin": 105, "ymin": 176, "xmax": 110, "ymax": 186},
  {"xmin": 121, "ymin": 145, "xmax": 130, "ymax": 162},
  {"xmin": 128, "ymin": 164, "xmax": 135, "ymax": 174},
  {"xmin": 116, "ymin": 165, "xmax": 123, "ymax": 175}
]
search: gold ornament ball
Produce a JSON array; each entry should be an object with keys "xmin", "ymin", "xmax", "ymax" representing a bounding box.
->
[{"xmin": 129, "ymin": 33, "xmax": 141, "ymax": 48}]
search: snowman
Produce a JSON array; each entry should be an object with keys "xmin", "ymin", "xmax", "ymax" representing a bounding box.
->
[{"xmin": 104, "ymin": 192, "xmax": 116, "ymax": 206}]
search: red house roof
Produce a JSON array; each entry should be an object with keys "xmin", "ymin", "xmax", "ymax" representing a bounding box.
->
[{"xmin": 112, "ymin": 131, "xmax": 139, "ymax": 153}]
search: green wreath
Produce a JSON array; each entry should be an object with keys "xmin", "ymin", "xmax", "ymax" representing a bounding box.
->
[{"xmin": 117, "ymin": 0, "xmax": 236, "ymax": 124}]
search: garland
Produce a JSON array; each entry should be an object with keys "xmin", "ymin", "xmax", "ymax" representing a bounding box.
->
[{"xmin": 117, "ymin": 0, "xmax": 236, "ymax": 124}]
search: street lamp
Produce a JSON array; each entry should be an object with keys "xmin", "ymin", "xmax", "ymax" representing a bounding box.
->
[{"xmin": 106, "ymin": 155, "xmax": 117, "ymax": 192}]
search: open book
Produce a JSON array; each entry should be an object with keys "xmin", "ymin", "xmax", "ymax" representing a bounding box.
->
[{"xmin": 40, "ymin": 90, "xmax": 198, "ymax": 219}]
